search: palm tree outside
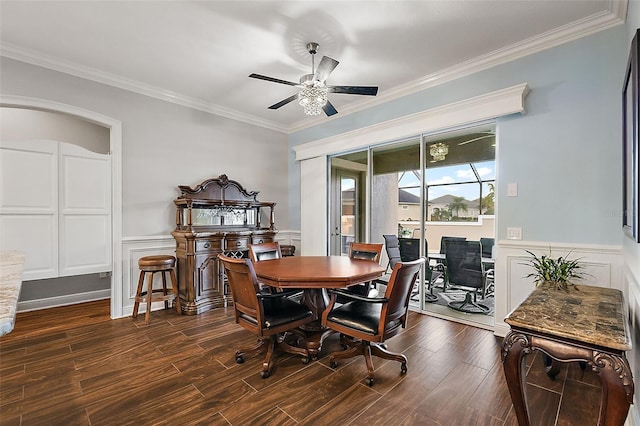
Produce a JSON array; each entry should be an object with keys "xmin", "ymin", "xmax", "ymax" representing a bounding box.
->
[
  {"xmin": 482, "ymin": 183, "xmax": 495, "ymax": 214},
  {"xmin": 447, "ymin": 196, "xmax": 468, "ymax": 218}
]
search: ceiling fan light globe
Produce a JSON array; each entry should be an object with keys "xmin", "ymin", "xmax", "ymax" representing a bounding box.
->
[
  {"xmin": 430, "ymin": 142, "xmax": 449, "ymax": 162},
  {"xmin": 298, "ymin": 84, "xmax": 328, "ymax": 116}
]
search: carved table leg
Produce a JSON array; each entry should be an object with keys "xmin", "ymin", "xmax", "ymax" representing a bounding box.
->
[
  {"xmin": 502, "ymin": 331, "xmax": 532, "ymax": 426},
  {"xmin": 592, "ymin": 352, "xmax": 634, "ymax": 426}
]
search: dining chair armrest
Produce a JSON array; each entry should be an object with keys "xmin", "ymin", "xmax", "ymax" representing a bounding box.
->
[{"xmin": 328, "ymin": 288, "xmax": 388, "ymax": 304}]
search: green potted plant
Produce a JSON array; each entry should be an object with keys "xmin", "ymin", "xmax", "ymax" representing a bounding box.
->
[{"xmin": 522, "ymin": 248, "xmax": 587, "ymax": 291}]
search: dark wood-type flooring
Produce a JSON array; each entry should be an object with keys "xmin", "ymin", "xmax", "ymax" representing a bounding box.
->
[{"xmin": 1, "ymin": 300, "xmax": 603, "ymax": 425}]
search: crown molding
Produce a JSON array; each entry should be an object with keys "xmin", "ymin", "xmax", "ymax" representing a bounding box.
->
[
  {"xmin": 293, "ymin": 83, "xmax": 529, "ymax": 161},
  {"xmin": 287, "ymin": 3, "xmax": 625, "ymax": 134},
  {"xmin": 0, "ymin": 43, "xmax": 288, "ymax": 133},
  {"xmin": 0, "ymin": 2, "xmax": 625, "ymax": 135}
]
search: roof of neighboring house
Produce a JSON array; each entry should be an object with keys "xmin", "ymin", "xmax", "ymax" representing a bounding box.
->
[
  {"xmin": 429, "ymin": 194, "xmax": 477, "ymax": 208},
  {"xmin": 399, "ymin": 189, "xmax": 420, "ymax": 204},
  {"xmin": 399, "ymin": 191, "xmax": 483, "ymax": 208}
]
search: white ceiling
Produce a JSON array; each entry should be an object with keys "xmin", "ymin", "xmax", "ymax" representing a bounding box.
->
[{"xmin": 0, "ymin": 1, "xmax": 626, "ymax": 133}]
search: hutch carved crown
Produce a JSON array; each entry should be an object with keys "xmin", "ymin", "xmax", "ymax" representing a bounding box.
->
[{"xmin": 171, "ymin": 174, "xmax": 277, "ymax": 314}]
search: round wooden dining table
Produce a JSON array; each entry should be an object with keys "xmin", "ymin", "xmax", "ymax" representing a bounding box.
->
[{"xmin": 252, "ymin": 255, "xmax": 385, "ymax": 357}]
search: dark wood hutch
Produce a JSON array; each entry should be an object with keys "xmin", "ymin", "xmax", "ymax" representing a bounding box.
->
[{"xmin": 171, "ymin": 174, "xmax": 276, "ymax": 314}]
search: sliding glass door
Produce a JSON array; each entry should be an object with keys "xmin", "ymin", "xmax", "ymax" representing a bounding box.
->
[
  {"xmin": 370, "ymin": 138, "xmax": 425, "ymax": 303},
  {"xmin": 328, "ymin": 122, "xmax": 496, "ymax": 320}
]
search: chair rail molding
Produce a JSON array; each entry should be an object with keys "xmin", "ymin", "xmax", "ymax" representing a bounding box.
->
[{"xmin": 493, "ymin": 239, "xmax": 624, "ymax": 337}]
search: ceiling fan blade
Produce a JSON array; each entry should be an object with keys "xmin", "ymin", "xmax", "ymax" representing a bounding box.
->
[
  {"xmin": 314, "ymin": 56, "xmax": 339, "ymax": 83},
  {"xmin": 323, "ymin": 100, "xmax": 338, "ymax": 117},
  {"xmin": 249, "ymin": 73, "xmax": 299, "ymax": 86},
  {"xmin": 328, "ymin": 85, "xmax": 378, "ymax": 96},
  {"xmin": 268, "ymin": 94, "xmax": 298, "ymax": 110}
]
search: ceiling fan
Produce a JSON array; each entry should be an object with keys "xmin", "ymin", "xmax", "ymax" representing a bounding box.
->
[
  {"xmin": 458, "ymin": 132, "xmax": 495, "ymax": 146},
  {"xmin": 429, "ymin": 132, "xmax": 495, "ymax": 162},
  {"xmin": 249, "ymin": 42, "xmax": 378, "ymax": 117}
]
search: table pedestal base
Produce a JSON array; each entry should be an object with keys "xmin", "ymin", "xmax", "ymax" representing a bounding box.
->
[
  {"xmin": 298, "ymin": 326, "xmax": 336, "ymax": 359},
  {"xmin": 502, "ymin": 330, "xmax": 634, "ymax": 426},
  {"xmin": 299, "ymin": 288, "xmax": 335, "ymax": 358}
]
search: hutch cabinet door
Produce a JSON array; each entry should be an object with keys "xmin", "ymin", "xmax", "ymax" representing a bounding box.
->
[{"xmin": 195, "ymin": 253, "xmax": 222, "ymax": 299}]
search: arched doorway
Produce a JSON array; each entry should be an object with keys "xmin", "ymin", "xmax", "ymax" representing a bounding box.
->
[{"xmin": 0, "ymin": 95, "xmax": 123, "ymax": 318}]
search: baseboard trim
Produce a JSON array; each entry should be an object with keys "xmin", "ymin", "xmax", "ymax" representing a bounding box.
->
[
  {"xmin": 493, "ymin": 323, "xmax": 510, "ymax": 338},
  {"xmin": 17, "ymin": 289, "xmax": 110, "ymax": 313}
]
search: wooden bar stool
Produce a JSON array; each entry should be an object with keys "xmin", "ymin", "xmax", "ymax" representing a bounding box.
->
[
  {"xmin": 281, "ymin": 245, "xmax": 296, "ymax": 257},
  {"xmin": 133, "ymin": 255, "xmax": 181, "ymax": 324}
]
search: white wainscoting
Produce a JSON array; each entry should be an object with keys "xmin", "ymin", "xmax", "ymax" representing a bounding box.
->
[
  {"xmin": 118, "ymin": 230, "xmax": 302, "ymax": 319},
  {"xmin": 493, "ymin": 240, "xmax": 624, "ymax": 337},
  {"xmin": 121, "ymin": 236, "xmax": 176, "ymax": 318},
  {"xmin": 623, "ymin": 259, "xmax": 640, "ymax": 426}
]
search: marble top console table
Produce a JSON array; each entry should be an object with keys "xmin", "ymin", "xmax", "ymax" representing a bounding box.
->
[
  {"xmin": 0, "ymin": 251, "xmax": 25, "ymax": 336},
  {"xmin": 502, "ymin": 285, "xmax": 634, "ymax": 425}
]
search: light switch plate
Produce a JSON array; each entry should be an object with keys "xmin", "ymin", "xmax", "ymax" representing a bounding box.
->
[
  {"xmin": 507, "ymin": 227, "xmax": 522, "ymax": 240},
  {"xmin": 507, "ymin": 183, "xmax": 518, "ymax": 197}
]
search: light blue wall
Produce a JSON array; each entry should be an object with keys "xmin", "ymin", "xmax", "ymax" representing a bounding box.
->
[{"xmin": 289, "ymin": 24, "xmax": 628, "ymax": 246}]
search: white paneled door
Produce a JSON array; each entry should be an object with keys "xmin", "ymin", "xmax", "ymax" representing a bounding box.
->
[
  {"xmin": 59, "ymin": 143, "xmax": 111, "ymax": 276},
  {"xmin": 0, "ymin": 140, "xmax": 58, "ymax": 280},
  {"xmin": 0, "ymin": 140, "xmax": 111, "ymax": 280}
]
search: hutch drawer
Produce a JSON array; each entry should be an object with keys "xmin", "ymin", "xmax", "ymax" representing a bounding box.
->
[
  {"xmin": 225, "ymin": 236, "xmax": 250, "ymax": 251},
  {"xmin": 251, "ymin": 235, "xmax": 274, "ymax": 245},
  {"xmin": 196, "ymin": 238, "xmax": 223, "ymax": 252}
]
